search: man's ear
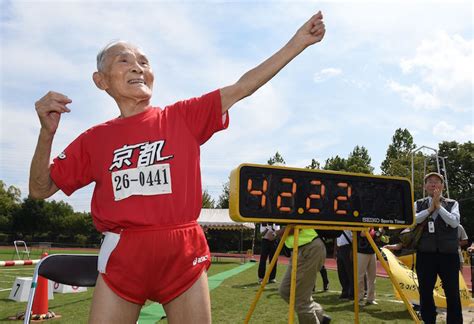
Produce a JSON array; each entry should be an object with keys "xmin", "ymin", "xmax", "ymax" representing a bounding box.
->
[{"xmin": 93, "ymin": 72, "xmax": 108, "ymax": 90}]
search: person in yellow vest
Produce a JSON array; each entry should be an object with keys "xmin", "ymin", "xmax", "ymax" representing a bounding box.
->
[{"xmin": 278, "ymin": 228, "xmax": 331, "ymax": 324}]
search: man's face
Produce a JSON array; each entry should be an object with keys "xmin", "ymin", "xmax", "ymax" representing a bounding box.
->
[
  {"xmin": 100, "ymin": 43, "xmax": 154, "ymax": 102},
  {"xmin": 424, "ymin": 175, "xmax": 444, "ymax": 196}
]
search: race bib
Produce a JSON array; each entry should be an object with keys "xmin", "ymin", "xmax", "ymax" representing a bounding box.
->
[{"xmin": 112, "ymin": 164, "xmax": 172, "ymax": 201}]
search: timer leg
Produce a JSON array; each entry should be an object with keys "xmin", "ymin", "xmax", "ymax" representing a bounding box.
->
[
  {"xmin": 352, "ymin": 230, "xmax": 360, "ymax": 324},
  {"xmin": 365, "ymin": 233, "xmax": 421, "ymax": 324},
  {"xmin": 288, "ymin": 227, "xmax": 300, "ymax": 324},
  {"xmin": 244, "ymin": 225, "xmax": 294, "ymax": 324}
]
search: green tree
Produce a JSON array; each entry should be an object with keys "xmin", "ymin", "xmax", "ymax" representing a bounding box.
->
[
  {"xmin": 59, "ymin": 212, "xmax": 92, "ymax": 243},
  {"xmin": 438, "ymin": 141, "xmax": 474, "ymax": 239},
  {"xmin": 202, "ymin": 189, "xmax": 215, "ymax": 208},
  {"xmin": 0, "ymin": 181, "xmax": 21, "ymax": 233},
  {"xmin": 216, "ymin": 181, "xmax": 230, "ymax": 209},
  {"xmin": 323, "ymin": 146, "xmax": 373, "ymax": 174},
  {"xmin": 12, "ymin": 198, "xmax": 47, "ymax": 239},
  {"xmin": 305, "ymin": 159, "xmax": 321, "ymax": 170},
  {"xmin": 42, "ymin": 200, "xmax": 75, "ymax": 236},
  {"xmin": 381, "ymin": 128, "xmax": 416, "ymax": 174},
  {"xmin": 438, "ymin": 141, "xmax": 474, "ymax": 198},
  {"xmin": 346, "ymin": 145, "xmax": 374, "ymax": 174},
  {"xmin": 380, "ymin": 128, "xmax": 424, "ymax": 198},
  {"xmin": 267, "ymin": 151, "xmax": 285, "ymax": 165},
  {"xmin": 81, "ymin": 213, "xmax": 102, "ymax": 245},
  {"xmin": 323, "ymin": 155, "xmax": 347, "ymax": 171}
]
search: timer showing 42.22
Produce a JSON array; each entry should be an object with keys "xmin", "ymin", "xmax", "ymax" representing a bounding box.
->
[{"xmin": 229, "ymin": 164, "xmax": 414, "ymax": 228}]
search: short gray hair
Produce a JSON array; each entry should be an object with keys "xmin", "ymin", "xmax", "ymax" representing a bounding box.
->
[{"xmin": 96, "ymin": 40, "xmax": 130, "ymax": 71}]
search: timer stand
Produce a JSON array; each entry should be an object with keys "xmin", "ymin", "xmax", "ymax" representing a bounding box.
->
[
  {"xmin": 229, "ymin": 163, "xmax": 418, "ymax": 323},
  {"xmin": 243, "ymin": 224, "xmax": 421, "ymax": 324}
]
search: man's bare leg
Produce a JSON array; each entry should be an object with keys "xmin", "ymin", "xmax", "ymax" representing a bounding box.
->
[
  {"xmin": 163, "ymin": 271, "xmax": 211, "ymax": 324},
  {"xmin": 89, "ymin": 275, "xmax": 142, "ymax": 324}
]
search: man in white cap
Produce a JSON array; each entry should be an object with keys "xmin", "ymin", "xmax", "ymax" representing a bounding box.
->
[{"xmin": 415, "ymin": 172, "xmax": 462, "ymax": 324}]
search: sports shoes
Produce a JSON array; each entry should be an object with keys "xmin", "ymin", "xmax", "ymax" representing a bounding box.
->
[
  {"xmin": 269, "ymin": 279, "xmax": 277, "ymax": 283},
  {"xmin": 323, "ymin": 284, "xmax": 329, "ymax": 291},
  {"xmin": 321, "ymin": 314, "xmax": 332, "ymax": 324},
  {"xmin": 258, "ymin": 278, "xmax": 263, "ymax": 284},
  {"xmin": 366, "ymin": 300, "xmax": 378, "ymax": 305}
]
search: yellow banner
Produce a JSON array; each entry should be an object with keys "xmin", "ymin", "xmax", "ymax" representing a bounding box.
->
[{"xmin": 381, "ymin": 248, "xmax": 472, "ymax": 308}]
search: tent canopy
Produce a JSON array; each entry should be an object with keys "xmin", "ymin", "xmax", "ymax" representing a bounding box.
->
[{"xmin": 198, "ymin": 209, "xmax": 255, "ymax": 231}]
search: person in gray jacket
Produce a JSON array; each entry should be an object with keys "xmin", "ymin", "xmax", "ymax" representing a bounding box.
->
[{"xmin": 415, "ymin": 172, "xmax": 462, "ymax": 324}]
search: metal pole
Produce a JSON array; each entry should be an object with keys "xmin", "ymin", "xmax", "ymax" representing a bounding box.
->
[
  {"xmin": 423, "ymin": 158, "xmax": 427, "ymax": 197},
  {"xmin": 412, "ymin": 146, "xmax": 439, "ymax": 199},
  {"xmin": 440, "ymin": 156, "xmax": 450, "ymax": 198},
  {"xmin": 435, "ymin": 153, "xmax": 441, "ymax": 175}
]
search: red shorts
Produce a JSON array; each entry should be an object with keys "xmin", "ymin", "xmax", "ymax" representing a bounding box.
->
[{"xmin": 100, "ymin": 222, "xmax": 211, "ymax": 305}]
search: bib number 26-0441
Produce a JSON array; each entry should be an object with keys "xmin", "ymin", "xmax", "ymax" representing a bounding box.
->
[{"xmin": 112, "ymin": 164, "xmax": 172, "ymax": 201}]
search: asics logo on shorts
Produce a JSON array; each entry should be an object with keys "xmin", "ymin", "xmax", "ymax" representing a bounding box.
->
[{"xmin": 193, "ymin": 255, "xmax": 209, "ymax": 266}]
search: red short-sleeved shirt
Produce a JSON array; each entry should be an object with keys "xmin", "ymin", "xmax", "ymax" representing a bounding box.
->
[{"xmin": 50, "ymin": 90, "xmax": 228, "ymax": 232}]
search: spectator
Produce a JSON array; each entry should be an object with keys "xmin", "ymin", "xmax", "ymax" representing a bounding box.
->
[
  {"xmin": 457, "ymin": 224, "xmax": 468, "ymax": 271},
  {"xmin": 335, "ymin": 230, "xmax": 353, "ymax": 299},
  {"xmin": 319, "ymin": 265, "xmax": 329, "ymax": 291},
  {"xmin": 278, "ymin": 228, "xmax": 331, "ymax": 323},
  {"xmin": 415, "ymin": 172, "xmax": 462, "ymax": 324},
  {"xmin": 258, "ymin": 223, "xmax": 280, "ymax": 284},
  {"xmin": 313, "ymin": 265, "xmax": 329, "ymax": 292},
  {"xmin": 357, "ymin": 229, "xmax": 377, "ymax": 306}
]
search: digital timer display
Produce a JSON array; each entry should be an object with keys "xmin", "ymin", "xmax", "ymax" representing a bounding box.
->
[{"xmin": 229, "ymin": 164, "xmax": 414, "ymax": 227}]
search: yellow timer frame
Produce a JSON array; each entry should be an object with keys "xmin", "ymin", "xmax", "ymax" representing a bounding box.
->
[{"xmin": 229, "ymin": 163, "xmax": 414, "ymax": 228}]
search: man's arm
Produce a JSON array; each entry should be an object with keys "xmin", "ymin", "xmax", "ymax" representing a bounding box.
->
[
  {"xmin": 415, "ymin": 199, "xmax": 432, "ymax": 224},
  {"xmin": 29, "ymin": 91, "xmax": 71, "ymax": 199},
  {"xmin": 415, "ymin": 209, "xmax": 431, "ymax": 224},
  {"xmin": 220, "ymin": 11, "xmax": 326, "ymax": 113},
  {"xmin": 438, "ymin": 200, "xmax": 460, "ymax": 228},
  {"xmin": 459, "ymin": 225, "xmax": 469, "ymax": 248},
  {"xmin": 29, "ymin": 130, "xmax": 60, "ymax": 199}
]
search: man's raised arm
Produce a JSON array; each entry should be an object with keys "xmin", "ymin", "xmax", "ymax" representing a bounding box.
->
[
  {"xmin": 220, "ymin": 11, "xmax": 325, "ymax": 113},
  {"xmin": 29, "ymin": 91, "xmax": 71, "ymax": 199}
]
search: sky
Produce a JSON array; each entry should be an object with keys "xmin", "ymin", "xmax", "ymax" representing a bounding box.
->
[{"xmin": 0, "ymin": 0, "xmax": 472, "ymax": 212}]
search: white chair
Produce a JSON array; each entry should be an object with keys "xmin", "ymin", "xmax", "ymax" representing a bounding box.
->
[
  {"xmin": 14, "ymin": 240, "xmax": 30, "ymax": 260},
  {"xmin": 23, "ymin": 254, "xmax": 98, "ymax": 324}
]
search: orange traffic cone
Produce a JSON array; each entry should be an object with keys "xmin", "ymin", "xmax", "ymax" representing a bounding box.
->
[{"xmin": 32, "ymin": 252, "xmax": 49, "ymax": 316}]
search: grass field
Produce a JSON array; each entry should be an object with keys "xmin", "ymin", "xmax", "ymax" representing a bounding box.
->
[
  {"xmin": 208, "ymin": 263, "xmax": 414, "ymax": 324},
  {"xmin": 0, "ymin": 247, "xmax": 97, "ymax": 262},
  {"xmin": 1, "ymin": 248, "xmax": 417, "ymax": 323}
]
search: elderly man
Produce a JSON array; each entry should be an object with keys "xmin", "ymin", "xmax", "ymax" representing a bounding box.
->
[
  {"xmin": 29, "ymin": 11, "xmax": 326, "ymax": 324},
  {"xmin": 415, "ymin": 172, "xmax": 462, "ymax": 324}
]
